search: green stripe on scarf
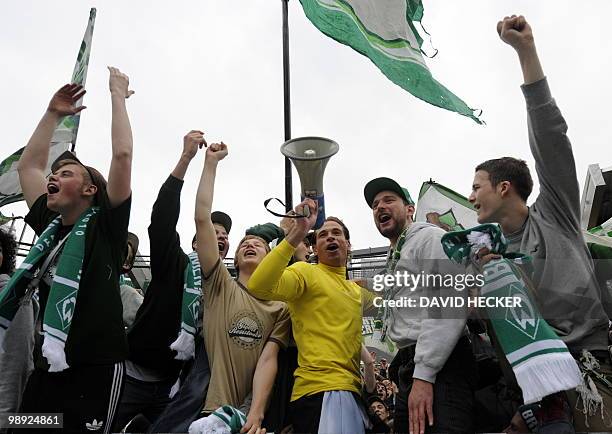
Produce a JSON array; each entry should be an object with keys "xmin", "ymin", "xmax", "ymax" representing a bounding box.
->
[
  {"xmin": 170, "ymin": 251, "xmax": 202, "ymax": 360},
  {"xmin": 0, "ymin": 207, "xmax": 97, "ymax": 371},
  {"xmin": 212, "ymin": 406, "xmax": 247, "ymax": 433},
  {"xmin": 441, "ymin": 223, "xmax": 582, "ymax": 404}
]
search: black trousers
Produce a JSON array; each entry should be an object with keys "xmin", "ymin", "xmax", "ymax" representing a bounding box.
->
[
  {"xmin": 18, "ymin": 362, "xmax": 124, "ymax": 434},
  {"xmin": 289, "ymin": 392, "xmax": 325, "ymax": 434},
  {"xmin": 112, "ymin": 374, "xmax": 175, "ymax": 431},
  {"xmin": 390, "ymin": 336, "xmax": 477, "ymax": 434},
  {"xmin": 289, "ymin": 391, "xmax": 381, "ymax": 434},
  {"xmin": 147, "ymin": 337, "xmax": 211, "ymax": 433}
]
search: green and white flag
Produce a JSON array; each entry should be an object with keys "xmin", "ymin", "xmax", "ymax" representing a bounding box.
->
[
  {"xmin": 299, "ymin": 0, "xmax": 482, "ymax": 123},
  {"xmin": 0, "ymin": 8, "xmax": 96, "ymax": 208},
  {"xmin": 0, "ymin": 211, "xmax": 12, "ymax": 226},
  {"xmin": 584, "ymin": 216, "xmax": 612, "ymax": 248},
  {"xmin": 362, "ymin": 316, "xmax": 397, "ymax": 357},
  {"xmin": 415, "ymin": 180, "xmax": 478, "ymax": 232}
]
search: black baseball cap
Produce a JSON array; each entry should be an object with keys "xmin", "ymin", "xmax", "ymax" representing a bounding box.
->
[
  {"xmin": 211, "ymin": 211, "xmax": 232, "ymax": 234},
  {"xmin": 364, "ymin": 177, "xmax": 414, "ymax": 208},
  {"xmin": 127, "ymin": 231, "xmax": 139, "ymax": 252}
]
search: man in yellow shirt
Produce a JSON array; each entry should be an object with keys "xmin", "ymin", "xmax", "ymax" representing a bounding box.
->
[{"xmin": 248, "ymin": 201, "xmax": 375, "ymax": 434}]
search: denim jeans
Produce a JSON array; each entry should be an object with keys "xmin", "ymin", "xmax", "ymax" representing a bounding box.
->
[{"xmin": 390, "ymin": 336, "xmax": 477, "ymax": 434}]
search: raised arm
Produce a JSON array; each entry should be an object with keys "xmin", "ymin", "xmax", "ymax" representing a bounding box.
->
[
  {"xmin": 195, "ymin": 142, "xmax": 228, "ymax": 275},
  {"xmin": 499, "ymin": 16, "xmax": 580, "ymax": 228},
  {"xmin": 247, "ymin": 199, "xmax": 317, "ymax": 302},
  {"xmin": 149, "ymin": 131, "xmax": 207, "ymax": 272},
  {"xmin": 17, "ymin": 84, "xmax": 86, "ymax": 208},
  {"xmin": 361, "ymin": 344, "xmax": 376, "ymax": 394},
  {"xmin": 106, "ymin": 67, "xmax": 135, "ymax": 208},
  {"xmin": 240, "ymin": 341, "xmax": 280, "ymax": 434},
  {"xmin": 171, "ymin": 130, "xmax": 206, "ymax": 181}
]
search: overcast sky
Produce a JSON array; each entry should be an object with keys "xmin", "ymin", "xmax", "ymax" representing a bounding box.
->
[{"xmin": 1, "ymin": 0, "xmax": 610, "ymax": 256}]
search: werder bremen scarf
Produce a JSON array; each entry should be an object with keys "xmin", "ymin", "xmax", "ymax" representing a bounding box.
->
[
  {"xmin": 170, "ymin": 251, "xmax": 202, "ymax": 360},
  {"xmin": 441, "ymin": 223, "xmax": 582, "ymax": 404},
  {"xmin": 188, "ymin": 405, "xmax": 246, "ymax": 434},
  {"xmin": 0, "ymin": 207, "xmax": 97, "ymax": 372}
]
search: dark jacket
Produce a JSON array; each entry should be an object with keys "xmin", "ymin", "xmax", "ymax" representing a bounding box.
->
[{"xmin": 127, "ymin": 175, "xmax": 189, "ymax": 378}]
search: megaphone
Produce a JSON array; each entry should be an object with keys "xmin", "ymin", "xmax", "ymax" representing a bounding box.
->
[{"xmin": 281, "ymin": 136, "xmax": 339, "ymax": 229}]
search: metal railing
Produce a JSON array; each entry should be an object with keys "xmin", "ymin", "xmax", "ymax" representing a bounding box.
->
[{"xmin": 6, "ymin": 217, "xmax": 390, "ymax": 287}]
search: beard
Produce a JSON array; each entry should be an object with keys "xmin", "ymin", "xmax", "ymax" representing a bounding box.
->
[{"xmin": 376, "ymin": 216, "xmax": 404, "ymax": 240}]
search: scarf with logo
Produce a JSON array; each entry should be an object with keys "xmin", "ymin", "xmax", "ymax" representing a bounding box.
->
[
  {"xmin": 0, "ymin": 207, "xmax": 97, "ymax": 372},
  {"xmin": 170, "ymin": 251, "xmax": 202, "ymax": 360},
  {"xmin": 441, "ymin": 223, "xmax": 582, "ymax": 404}
]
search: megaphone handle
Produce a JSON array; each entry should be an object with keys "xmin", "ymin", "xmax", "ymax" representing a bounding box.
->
[
  {"xmin": 264, "ymin": 197, "xmax": 309, "ymax": 219},
  {"xmin": 302, "ymin": 194, "xmax": 325, "ymax": 229}
]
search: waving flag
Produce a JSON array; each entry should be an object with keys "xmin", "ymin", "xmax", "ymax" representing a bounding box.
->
[
  {"xmin": 299, "ymin": 0, "xmax": 482, "ymax": 123},
  {"xmin": 415, "ymin": 180, "xmax": 477, "ymax": 231},
  {"xmin": 0, "ymin": 8, "xmax": 97, "ymax": 208}
]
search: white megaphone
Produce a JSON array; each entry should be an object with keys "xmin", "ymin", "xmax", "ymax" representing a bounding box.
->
[{"xmin": 281, "ymin": 136, "xmax": 339, "ymax": 229}]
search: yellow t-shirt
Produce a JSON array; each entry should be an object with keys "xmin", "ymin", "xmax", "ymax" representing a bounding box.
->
[
  {"xmin": 248, "ymin": 240, "xmax": 375, "ymax": 401},
  {"xmin": 202, "ymin": 260, "xmax": 291, "ymax": 412}
]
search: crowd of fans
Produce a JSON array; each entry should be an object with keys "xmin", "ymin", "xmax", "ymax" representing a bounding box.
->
[{"xmin": 0, "ymin": 14, "xmax": 611, "ymax": 434}]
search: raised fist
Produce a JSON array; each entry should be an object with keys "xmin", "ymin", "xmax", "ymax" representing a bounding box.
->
[
  {"xmin": 205, "ymin": 142, "xmax": 228, "ymax": 163},
  {"xmin": 497, "ymin": 15, "xmax": 534, "ymax": 52},
  {"xmin": 108, "ymin": 66, "xmax": 135, "ymax": 98},
  {"xmin": 183, "ymin": 130, "xmax": 207, "ymax": 160}
]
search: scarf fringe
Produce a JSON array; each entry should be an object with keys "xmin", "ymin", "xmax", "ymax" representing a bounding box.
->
[
  {"xmin": 514, "ymin": 352, "xmax": 582, "ymax": 404},
  {"xmin": 170, "ymin": 329, "xmax": 195, "ymax": 360},
  {"xmin": 574, "ymin": 350, "xmax": 612, "ymax": 428},
  {"xmin": 42, "ymin": 333, "xmax": 69, "ymax": 372}
]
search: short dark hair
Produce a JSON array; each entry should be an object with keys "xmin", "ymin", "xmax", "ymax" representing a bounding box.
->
[
  {"xmin": 475, "ymin": 157, "xmax": 533, "ymax": 202},
  {"xmin": 0, "ymin": 228, "xmax": 17, "ymax": 275},
  {"xmin": 316, "ymin": 216, "xmax": 350, "ymax": 241},
  {"xmin": 367, "ymin": 395, "xmax": 387, "ymax": 409}
]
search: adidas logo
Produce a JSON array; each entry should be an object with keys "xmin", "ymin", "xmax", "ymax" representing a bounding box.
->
[{"xmin": 86, "ymin": 419, "xmax": 104, "ymax": 431}]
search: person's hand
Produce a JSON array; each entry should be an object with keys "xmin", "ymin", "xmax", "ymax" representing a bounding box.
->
[
  {"xmin": 205, "ymin": 142, "xmax": 228, "ymax": 163},
  {"xmin": 503, "ymin": 410, "xmax": 529, "ymax": 433},
  {"xmin": 108, "ymin": 66, "xmax": 135, "ymax": 98},
  {"xmin": 240, "ymin": 412, "xmax": 266, "ymax": 434},
  {"xmin": 408, "ymin": 378, "xmax": 434, "ymax": 434},
  {"xmin": 285, "ymin": 198, "xmax": 317, "ymax": 248},
  {"xmin": 474, "ymin": 247, "xmax": 501, "ymax": 269},
  {"xmin": 279, "ymin": 216, "xmax": 294, "ymax": 235},
  {"xmin": 47, "ymin": 84, "xmax": 87, "ymax": 117},
  {"xmin": 293, "ymin": 198, "xmax": 317, "ymax": 235},
  {"xmin": 361, "ymin": 345, "xmax": 374, "ymax": 364},
  {"xmin": 182, "ymin": 130, "xmax": 207, "ymax": 160},
  {"xmin": 497, "ymin": 15, "xmax": 534, "ymax": 53}
]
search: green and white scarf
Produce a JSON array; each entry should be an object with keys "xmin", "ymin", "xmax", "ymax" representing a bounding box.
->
[
  {"xmin": 378, "ymin": 227, "xmax": 409, "ymax": 343},
  {"xmin": 188, "ymin": 405, "xmax": 246, "ymax": 434},
  {"xmin": 441, "ymin": 223, "xmax": 582, "ymax": 404},
  {"xmin": 170, "ymin": 251, "xmax": 202, "ymax": 360},
  {"xmin": 0, "ymin": 207, "xmax": 97, "ymax": 372}
]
